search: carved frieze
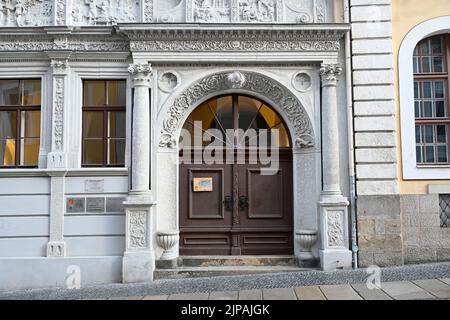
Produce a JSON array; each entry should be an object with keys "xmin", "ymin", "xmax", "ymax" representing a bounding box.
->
[
  {"xmin": 0, "ymin": 0, "xmax": 53, "ymax": 26},
  {"xmin": 131, "ymin": 40, "xmax": 340, "ymax": 52},
  {"xmin": 159, "ymin": 71, "xmax": 315, "ymax": 149},
  {"xmin": 53, "ymin": 76, "xmax": 64, "ymax": 151},
  {"xmin": 0, "ymin": 0, "xmax": 331, "ymax": 26},
  {"xmin": 70, "ymin": 0, "xmax": 140, "ymax": 25}
]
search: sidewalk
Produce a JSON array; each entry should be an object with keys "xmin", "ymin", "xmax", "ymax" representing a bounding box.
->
[
  {"xmin": 117, "ymin": 279, "xmax": 450, "ymax": 300},
  {"xmin": 1, "ymin": 262, "xmax": 450, "ymax": 300}
]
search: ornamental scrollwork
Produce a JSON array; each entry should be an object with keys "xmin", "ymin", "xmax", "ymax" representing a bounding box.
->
[
  {"xmin": 159, "ymin": 71, "xmax": 315, "ymax": 149},
  {"xmin": 327, "ymin": 211, "xmax": 345, "ymax": 247},
  {"xmin": 129, "ymin": 211, "xmax": 148, "ymax": 248}
]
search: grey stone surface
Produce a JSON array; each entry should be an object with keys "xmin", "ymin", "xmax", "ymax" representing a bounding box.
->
[
  {"xmin": 412, "ymin": 279, "xmax": 450, "ymax": 299},
  {"xmin": 2, "ymin": 262, "xmax": 450, "ymax": 300},
  {"xmin": 381, "ymin": 281, "xmax": 434, "ymax": 300},
  {"xmin": 358, "ymin": 195, "xmax": 401, "ymax": 218},
  {"xmin": 319, "ymin": 285, "xmax": 363, "ymax": 300},
  {"xmin": 262, "ymin": 288, "xmax": 297, "ymax": 300},
  {"xmin": 351, "ymin": 283, "xmax": 392, "ymax": 300},
  {"xmin": 373, "ymin": 251, "xmax": 403, "ymax": 267},
  {"xmin": 419, "ymin": 194, "xmax": 439, "ymax": 214},
  {"xmin": 209, "ymin": 291, "xmax": 238, "ymax": 300},
  {"xmin": 238, "ymin": 290, "xmax": 262, "ymax": 300},
  {"xmin": 440, "ymin": 278, "xmax": 450, "ymax": 286},
  {"xmin": 405, "ymin": 247, "xmax": 437, "ymax": 264},
  {"xmin": 294, "ymin": 286, "xmax": 326, "ymax": 300},
  {"xmin": 437, "ymin": 249, "xmax": 450, "ymax": 262}
]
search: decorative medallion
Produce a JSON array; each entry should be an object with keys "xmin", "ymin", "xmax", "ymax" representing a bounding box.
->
[
  {"xmin": 224, "ymin": 71, "xmax": 246, "ymax": 89},
  {"xmin": 158, "ymin": 71, "xmax": 179, "ymax": 93},
  {"xmin": 292, "ymin": 72, "xmax": 312, "ymax": 92}
]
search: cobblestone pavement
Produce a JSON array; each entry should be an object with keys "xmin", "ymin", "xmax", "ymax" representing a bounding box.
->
[
  {"xmin": 105, "ymin": 278, "xmax": 450, "ymax": 300},
  {"xmin": 1, "ymin": 262, "xmax": 450, "ymax": 300}
]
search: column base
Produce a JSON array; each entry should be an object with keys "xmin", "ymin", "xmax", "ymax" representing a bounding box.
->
[
  {"xmin": 318, "ymin": 195, "xmax": 352, "ymax": 271},
  {"xmin": 319, "ymin": 249, "xmax": 352, "ymax": 271},
  {"xmin": 122, "ymin": 251, "xmax": 155, "ymax": 283}
]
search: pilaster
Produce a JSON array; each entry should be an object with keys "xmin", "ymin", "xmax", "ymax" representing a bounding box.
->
[
  {"xmin": 46, "ymin": 51, "xmax": 71, "ymax": 169},
  {"xmin": 122, "ymin": 62, "xmax": 156, "ymax": 283},
  {"xmin": 46, "ymin": 170, "xmax": 67, "ymax": 257},
  {"xmin": 318, "ymin": 63, "xmax": 352, "ymax": 270}
]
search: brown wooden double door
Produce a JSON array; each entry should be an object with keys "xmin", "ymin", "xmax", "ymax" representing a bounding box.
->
[{"xmin": 179, "ymin": 150, "xmax": 294, "ymax": 256}]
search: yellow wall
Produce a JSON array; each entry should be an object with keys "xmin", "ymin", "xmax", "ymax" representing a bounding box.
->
[{"xmin": 392, "ymin": 0, "xmax": 450, "ymax": 194}]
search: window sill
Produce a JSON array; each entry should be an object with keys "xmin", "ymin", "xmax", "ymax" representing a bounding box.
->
[
  {"xmin": 417, "ymin": 164, "xmax": 450, "ymax": 168},
  {"xmin": 0, "ymin": 167, "xmax": 129, "ymax": 178}
]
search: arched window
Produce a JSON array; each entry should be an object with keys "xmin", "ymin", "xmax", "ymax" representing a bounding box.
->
[
  {"xmin": 414, "ymin": 34, "xmax": 450, "ymax": 164},
  {"xmin": 180, "ymin": 94, "xmax": 291, "ymax": 149}
]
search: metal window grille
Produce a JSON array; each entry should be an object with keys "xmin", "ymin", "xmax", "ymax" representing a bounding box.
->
[{"xmin": 439, "ymin": 194, "xmax": 450, "ymax": 228}]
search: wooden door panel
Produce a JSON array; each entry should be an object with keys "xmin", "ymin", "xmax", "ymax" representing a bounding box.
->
[
  {"xmin": 188, "ymin": 169, "xmax": 225, "ymax": 220},
  {"xmin": 247, "ymin": 168, "xmax": 283, "ymax": 219}
]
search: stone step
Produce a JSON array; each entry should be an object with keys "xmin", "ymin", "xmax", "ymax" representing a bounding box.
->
[
  {"xmin": 179, "ymin": 255, "xmax": 297, "ymax": 267},
  {"xmin": 154, "ymin": 265, "xmax": 312, "ymax": 280}
]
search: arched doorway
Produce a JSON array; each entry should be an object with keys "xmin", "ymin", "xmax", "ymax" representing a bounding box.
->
[{"xmin": 178, "ymin": 94, "xmax": 294, "ymax": 255}]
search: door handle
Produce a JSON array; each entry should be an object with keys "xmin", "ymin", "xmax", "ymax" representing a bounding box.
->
[
  {"xmin": 239, "ymin": 196, "xmax": 249, "ymax": 210},
  {"xmin": 223, "ymin": 196, "xmax": 233, "ymax": 211}
]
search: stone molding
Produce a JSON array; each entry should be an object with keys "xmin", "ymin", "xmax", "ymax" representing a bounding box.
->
[{"xmin": 158, "ymin": 70, "xmax": 315, "ymax": 149}]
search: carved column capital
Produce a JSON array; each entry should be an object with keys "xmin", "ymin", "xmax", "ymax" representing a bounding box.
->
[
  {"xmin": 128, "ymin": 63, "xmax": 153, "ymax": 87},
  {"xmin": 320, "ymin": 63, "xmax": 342, "ymax": 87},
  {"xmin": 51, "ymin": 59, "xmax": 69, "ymax": 74}
]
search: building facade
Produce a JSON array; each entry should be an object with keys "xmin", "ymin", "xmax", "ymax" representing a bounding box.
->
[{"xmin": 0, "ymin": 0, "xmax": 449, "ymax": 291}]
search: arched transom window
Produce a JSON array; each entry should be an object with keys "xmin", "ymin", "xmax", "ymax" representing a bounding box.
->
[
  {"xmin": 180, "ymin": 95, "xmax": 291, "ymax": 149},
  {"xmin": 414, "ymin": 34, "xmax": 450, "ymax": 164}
]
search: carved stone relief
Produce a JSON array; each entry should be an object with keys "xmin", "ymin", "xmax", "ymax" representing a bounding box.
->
[
  {"xmin": 327, "ymin": 211, "xmax": 345, "ymax": 247},
  {"xmin": 129, "ymin": 210, "xmax": 148, "ymax": 248},
  {"xmin": 238, "ymin": 0, "xmax": 276, "ymax": 23},
  {"xmin": 0, "ymin": 0, "xmax": 53, "ymax": 26},
  {"xmin": 159, "ymin": 71, "xmax": 315, "ymax": 149},
  {"xmin": 193, "ymin": 0, "xmax": 230, "ymax": 23},
  {"xmin": 71, "ymin": 0, "xmax": 140, "ymax": 26}
]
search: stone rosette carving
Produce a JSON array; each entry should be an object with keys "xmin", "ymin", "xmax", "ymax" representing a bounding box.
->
[
  {"xmin": 159, "ymin": 71, "xmax": 315, "ymax": 149},
  {"xmin": 292, "ymin": 72, "xmax": 312, "ymax": 92},
  {"xmin": 320, "ymin": 63, "xmax": 342, "ymax": 86},
  {"xmin": 128, "ymin": 63, "xmax": 153, "ymax": 87},
  {"xmin": 129, "ymin": 211, "xmax": 148, "ymax": 248},
  {"xmin": 327, "ymin": 211, "xmax": 345, "ymax": 247}
]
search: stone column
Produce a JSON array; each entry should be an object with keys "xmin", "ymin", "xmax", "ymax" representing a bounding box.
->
[
  {"xmin": 122, "ymin": 63, "xmax": 156, "ymax": 283},
  {"xmin": 318, "ymin": 63, "xmax": 352, "ymax": 271},
  {"xmin": 45, "ymin": 51, "xmax": 71, "ymax": 257}
]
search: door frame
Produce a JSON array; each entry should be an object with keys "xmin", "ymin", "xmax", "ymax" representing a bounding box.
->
[{"xmin": 155, "ymin": 69, "xmax": 322, "ymax": 260}]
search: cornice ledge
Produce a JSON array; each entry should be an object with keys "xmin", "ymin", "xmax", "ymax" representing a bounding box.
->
[{"xmin": 116, "ymin": 23, "xmax": 349, "ymax": 41}]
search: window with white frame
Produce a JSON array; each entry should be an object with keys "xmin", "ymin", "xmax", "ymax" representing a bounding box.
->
[{"xmin": 414, "ymin": 34, "xmax": 450, "ymax": 165}]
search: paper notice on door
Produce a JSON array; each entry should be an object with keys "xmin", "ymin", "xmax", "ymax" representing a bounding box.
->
[{"xmin": 193, "ymin": 177, "xmax": 213, "ymax": 192}]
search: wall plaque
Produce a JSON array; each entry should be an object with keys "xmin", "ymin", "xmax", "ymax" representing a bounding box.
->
[
  {"xmin": 86, "ymin": 198, "xmax": 105, "ymax": 213},
  {"xmin": 85, "ymin": 179, "xmax": 104, "ymax": 193},
  {"xmin": 66, "ymin": 198, "xmax": 85, "ymax": 213},
  {"xmin": 193, "ymin": 177, "xmax": 213, "ymax": 192}
]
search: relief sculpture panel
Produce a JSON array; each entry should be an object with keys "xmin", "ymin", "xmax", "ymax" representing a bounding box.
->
[{"xmin": 0, "ymin": 0, "xmax": 332, "ymax": 26}]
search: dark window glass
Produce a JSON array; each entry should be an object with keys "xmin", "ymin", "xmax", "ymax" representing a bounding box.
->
[
  {"xmin": 82, "ymin": 80, "xmax": 126, "ymax": 167},
  {"xmin": 0, "ymin": 79, "xmax": 41, "ymax": 168}
]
